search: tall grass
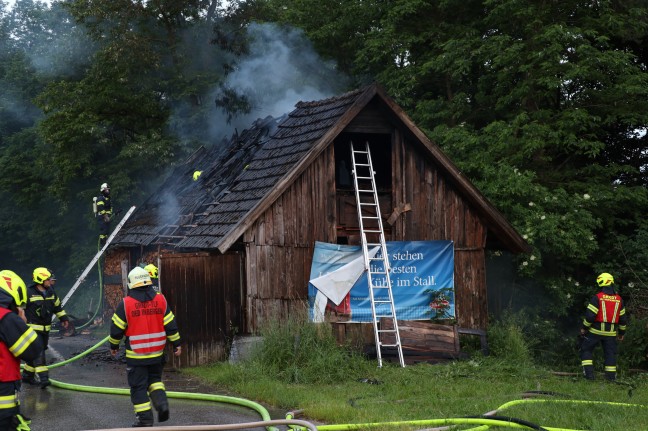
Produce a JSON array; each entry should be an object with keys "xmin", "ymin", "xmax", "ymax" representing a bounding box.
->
[
  {"xmin": 246, "ymin": 308, "xmax": 373, "ymax": 384},
  {"xmin": 184, "ymin": 311, "xmax": 648, "ymax": 430},
  {"xmin": 487, "ymin": 319, "xmax": 533, "ymax": 365}
]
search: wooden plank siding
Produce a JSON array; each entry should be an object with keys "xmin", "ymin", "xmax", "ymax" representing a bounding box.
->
[
  {"xmin": 392, "ymin": 135, "xmax": 489, "ymax": 329},
  {"xmin": 243, "ymin": 146, "xmax": 337, "ymax": 332},
  {"xmin": 160, "ymin": 251, "xmax": 244, "ymax": 367}
]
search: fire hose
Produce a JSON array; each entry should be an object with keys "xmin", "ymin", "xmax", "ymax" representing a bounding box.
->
[{"xmin": 40, "ymin": 337, "xmax": 648, "ymax": 431}]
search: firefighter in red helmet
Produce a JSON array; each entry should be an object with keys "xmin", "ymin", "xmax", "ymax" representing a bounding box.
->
[
  {"xmin": 579, "ymin": 272, "xmax": 627, "ymax": 381},
  {"xmin": 0, "ymin": 270, "xmax": 44, "ymax": 430},
  {"xmin": 109, "ymin": 267, "xmax": 181, "ymax": 427}
]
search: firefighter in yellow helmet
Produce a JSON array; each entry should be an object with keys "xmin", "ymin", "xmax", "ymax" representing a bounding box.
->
[
  {"xmin": 0, "ymin": 270, "xmax": 44, "ymax": 430},
  {"xmin": 109, "ymin": 267, "xmax": 181, "ymax": 427},
  {"xmin": 579, "ymin": 272, "xmax": 627, "ymax": 381},
  {"xmin": 22, "ymin": 267, "xmax": 69, "ymax": 389},
  {"xmin": 143, "ymin": 264, "xmax": 160, "ymax": 293},
  {"xmin": 96, "ymin": 182, "xmax": 113, "ymax": 247}
]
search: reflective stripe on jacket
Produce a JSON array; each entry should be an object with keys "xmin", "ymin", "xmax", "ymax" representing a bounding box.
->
[
  {"xmin": 595, "ymin": 292, "xmax": 622, "ymax": 324},
  {"xmin": 123, "ymin": 295, "xmax": 167, "ymax": 360},
  {"xmin": 1, "ymin": 308, "xmax": 35, "ymax": 382},
  {"xmin": 24, "ymin": 284, "xmax": 68, "ymax": 329},
  {"xmin": 583, "ymin": 288, "xmax": 627, "ymax": 337}
]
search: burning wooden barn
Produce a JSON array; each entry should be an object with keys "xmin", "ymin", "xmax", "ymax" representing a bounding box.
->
[{"xmin": 105, "ymin": 83, "xmax": 530, "ymax": 367}]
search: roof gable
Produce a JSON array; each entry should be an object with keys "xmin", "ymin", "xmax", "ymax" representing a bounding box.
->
[{"xmin": 114, "ymin": 83, "xmax": 529, "ymax": 254}]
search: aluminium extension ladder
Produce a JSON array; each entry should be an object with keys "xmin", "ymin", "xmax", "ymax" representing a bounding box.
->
[
  {"xmin": 350, "ymin": 141, "xmax": 405, "ymax": 367},
  {"xmin": 60, "ymin": 206, "xmax": 136, "ymax": 307}
]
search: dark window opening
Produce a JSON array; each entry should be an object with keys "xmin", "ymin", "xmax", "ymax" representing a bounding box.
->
[{"xmin": 334, "ymin": 133, "xmax": 392, "ymax": 191}]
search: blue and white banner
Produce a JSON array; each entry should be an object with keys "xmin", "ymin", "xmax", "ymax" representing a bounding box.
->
[{"xmin": 308, "ymin": 241, "xmax": 454, "ymax": 322}]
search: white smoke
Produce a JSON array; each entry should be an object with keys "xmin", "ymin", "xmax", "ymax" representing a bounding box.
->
[{"xmin": 207, "ymin": 22, "xmax": 350, "ymax": 139}]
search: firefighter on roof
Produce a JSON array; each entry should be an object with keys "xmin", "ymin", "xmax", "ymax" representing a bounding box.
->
[
  {"xmin": 0, "ymin": 269, "xmax": 44, "ymax": 431},
  {"xmin": 579, "ymin": 272, "xmax": 627, "ymax": 381},
  {"xmin": 109, "ymin": 267, "xmax": 181, "ymax": 427},
  {"xmin": 22, "ymin": 267, "xmax": 69, "ymax": 389}
]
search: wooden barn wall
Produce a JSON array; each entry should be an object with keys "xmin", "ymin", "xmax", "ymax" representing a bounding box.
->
[
  {"xmin": 158, "ymin": 251, "xmax": 244, "ymax": 367},
  {"xmin": 103, "ymin": 248, "xmax": 130, "ymax": 323},
  {"xmin": 103, "ymin": 248, "xmax": 163, "ymax": 318},
  {"xmin": 392, "ymin": 131, "xmax": 488, "ymax": 329},
  {"xmin": 243, "ymin": 145, "xmax": 337, "ymax": 332}
]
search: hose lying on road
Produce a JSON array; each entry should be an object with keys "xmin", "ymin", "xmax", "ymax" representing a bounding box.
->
[
  {"xmin": 46, "ymin": 335, "xmax": 277, "ymax": 431},
  {"xmin": 47, "ymin": 337, "xmax": 648, "ymax": 431},
  {"xmin": 84, "ymin": 419, "xmax": 319, "ymax": 431}
]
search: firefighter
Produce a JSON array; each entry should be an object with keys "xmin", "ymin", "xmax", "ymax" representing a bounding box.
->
[
  {"xmin": 109, "ymin": 267, "xmax": 181, "ymax": 427},
  {"xmin": 96, "ymin": 182, "xmax": 113, "ymax": 247},
  {"xmin": 0, "ymin": 270, "xmax": 44, "ymax": 431},
  {"xmin": 22, "ymin": 268, "xmax": 69, "ymax": 389},
  {"xmin": 143, "ymin": 264, "xmax": 159, "ymax": 293},
  {"xmin": 579, "ymin": 272, "xmax": 627, "ymax": 381}
]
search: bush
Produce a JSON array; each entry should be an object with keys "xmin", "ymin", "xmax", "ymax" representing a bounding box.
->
[
  {"xmin": 488, "ymin": 312, "xmax": 533, "ymax": 365},
  {"xmin": 249, "ymin": 307, "xmax": 373, "ymax": 384},
  {"xmin": 618, "ymin": 317, "xmax": 648, "ymax": 371}
]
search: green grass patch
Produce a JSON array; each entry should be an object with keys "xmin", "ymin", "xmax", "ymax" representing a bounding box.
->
[{"xmin": 184, "ymin": 316, "xmax": 648, "ymax": 431}]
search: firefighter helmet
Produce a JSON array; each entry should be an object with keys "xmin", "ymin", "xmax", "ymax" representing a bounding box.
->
[
  {"xmin": 144, "ymin": 264, "xmax": 158, "ymax": 279},
  {"xmin": 596, "ymin": 272, "xmax": 614, "ymax": 287},
  {"xmin": 33, "ymin": 267, "xmax": 52, "ymax": 284},
  {"xmin": 0, "ymin": 270, "xmax": 27, "ymax": 307},
  {"xmin": 100, "ymin": 183, "xmax": 110, "ymax": 192},
  {"xmin": 128, "ymin": 266, "xmax": 152, "ymax": 289}
]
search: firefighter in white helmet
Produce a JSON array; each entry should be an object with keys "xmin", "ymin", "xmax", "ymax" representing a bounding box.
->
[
  {"xmin": 109, "ymin": 267, "xmax": 181, "ymax": 427},
  {"xmin": 0, "ymin": 270, "xmax": 44, "ymax": 430}
]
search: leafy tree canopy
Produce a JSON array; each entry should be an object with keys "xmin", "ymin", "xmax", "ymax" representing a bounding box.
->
[{"xmin": 242, "ymin": 0, "xmax": 648, "ymax": 316}]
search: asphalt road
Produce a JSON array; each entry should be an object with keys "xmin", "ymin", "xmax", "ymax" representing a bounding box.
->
[{"xmin": 18, "ymin": 332, "xmax": 283, "ymax": 431}]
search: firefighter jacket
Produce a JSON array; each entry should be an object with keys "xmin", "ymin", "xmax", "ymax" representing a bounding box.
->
[
  {"xmin": 582, "ymin": 286, "xmax": 627, "ymax": 337},
  {"xmin": 96, "ymin": 193, "xmax": 112, "ymax": 220},
  {"xmin": 24, "ymin": 284, "xmax": 69, "ymax": 333},
  {"xmin": 109, "ymin": 286, "xmax": 180, "ymax": 366},
  {"xmin": 1, "ymin": 306, "xmax": 44, "ymax": 420}
]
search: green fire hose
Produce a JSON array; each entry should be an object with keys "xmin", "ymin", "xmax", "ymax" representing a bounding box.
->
[{"xmin": 43, "ymin": 336, "xmax": 648, "ymax": 431}]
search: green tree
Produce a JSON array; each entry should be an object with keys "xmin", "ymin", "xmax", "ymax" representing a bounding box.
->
[{"xmin": 241, "ymin": 0, "xmax": 648, "ymax": 317}]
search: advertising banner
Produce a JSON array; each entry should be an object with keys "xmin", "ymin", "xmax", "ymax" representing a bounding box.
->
[{"xmin": 308, "ymin": 240, "xmax": 454, "ymax": 323}]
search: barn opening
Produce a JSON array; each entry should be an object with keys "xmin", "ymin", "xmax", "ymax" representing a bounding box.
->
[{"xmin": 334, "ymin": 133, "xmax": 392, "ymax": 245}]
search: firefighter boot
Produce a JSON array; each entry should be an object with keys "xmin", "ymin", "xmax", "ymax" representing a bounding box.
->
[
  {"xmin": 39, "ymin": 372, "xmax": 51, "ymax": 389},
  {"xmin": 581, "ymin": 360, "xmax": 595, "ymax": 380},
  {"xmin": 150, "ymin": 389, "xmax": 169, "ymax": 422},
  {"xmin": 583, "ymin": 369, "xmax": 595, "ymax": 381},
  {"xmin": 132, "ymin": 411, "xmax": 154, "ymax": 427},
  {"xmin": 21, "ymin": 371, "xmax": 37, "ymax": 385},
  {"xmin": 605, "ymin": 366, "xmax": 616, "ymax": 381}
]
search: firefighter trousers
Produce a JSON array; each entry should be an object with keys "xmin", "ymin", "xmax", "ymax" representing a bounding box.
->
[
  {"xmin": 0, "ymin": 381, "xmax": 20, "ymax": 426},
  {"xmin": 127, "ymin": 363, "xmax": 168, "ymax": 421},
  {"xmin": 21, "ymin": 332, "xmax": 49, "ymax": 386},
  {"xmin": 580, "ymin": 332, "xmax": 618, "ymax": 380}
]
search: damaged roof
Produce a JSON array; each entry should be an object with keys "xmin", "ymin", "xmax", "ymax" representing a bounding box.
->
[{"xmin": 113, "ymin": 83, "xmax": 530, "ymax": 254}]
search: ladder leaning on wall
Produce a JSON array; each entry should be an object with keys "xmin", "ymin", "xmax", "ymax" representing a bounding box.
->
[{"xmin": 350, "ymin": 141, "xmax": 405, "ymax": 368}]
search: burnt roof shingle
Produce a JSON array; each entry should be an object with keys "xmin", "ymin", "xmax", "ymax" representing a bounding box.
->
[{"xmin": 113, "ymin": 83, "xmax": 530, "ymax": 254}]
